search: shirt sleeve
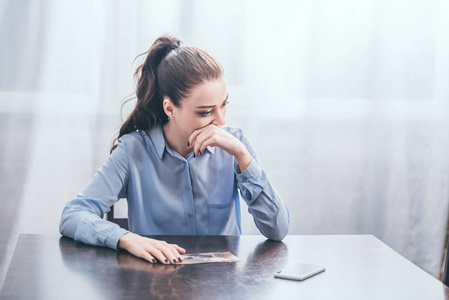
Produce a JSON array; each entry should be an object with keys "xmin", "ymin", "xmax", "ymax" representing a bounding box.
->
[
  {"xmin": 233, "ymin": 129, "xmax": 290, "ymax": 241},
  {"xmin": 59, "ymin": 138, "xmax": 130, "ymax": 250}
]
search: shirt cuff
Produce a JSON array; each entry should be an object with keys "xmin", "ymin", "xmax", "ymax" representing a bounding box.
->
[
  {"xmin": 236, "ymin": 157, "xmax": 262, "ymax": 179},
  {"xmin": 235, "ymin": 158, "xmax": 267, "ymax": 202},
  {"xmin": 74, "ymin": 214, "xmax": 129, "ymax": 250},
  {"xmin": 107, "ymin": 227, "xmax": 130, "ymax": 250}
]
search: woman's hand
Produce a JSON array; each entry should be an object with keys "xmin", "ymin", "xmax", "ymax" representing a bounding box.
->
[
  {"xmin": 188, "ymin": 124, "xmax": 252, "ymax": 172},
  {"xmin": 118, "ymin": 232, "xmax": 186, "ymax": 264}
]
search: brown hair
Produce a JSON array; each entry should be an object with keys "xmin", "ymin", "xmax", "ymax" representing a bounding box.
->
[{"xmin": 111, "ymin": 35, "xmax": 223, "ymax": 153}]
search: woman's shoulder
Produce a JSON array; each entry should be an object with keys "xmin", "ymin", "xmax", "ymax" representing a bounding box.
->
[{"xmin": 117, "ymin": 130, "xmax": 150, "ymax": 148}]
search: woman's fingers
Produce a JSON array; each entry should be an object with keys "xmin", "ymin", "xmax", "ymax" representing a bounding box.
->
[
  {"xmin": 140, "ymin": 251, "xmax": 157, "ymax": 264},
  {"xmin": 150, "ymin": 248, "xmax": 172, "ymax": 264},
  {"xmin": 172, "ymin": 244, "xmax": 186, "ymax": 254},
  {"xmin": 150, "ymin": 242, "xmax": 181, "ymax": 264},
  {"xmin": 169, "ymin": 244, "xmax": 186, "ymax": 261},
  {"xmin": 193, "ymin": 130, "xmax": 216, "ymax": 157},
  {"xmin": 160, "ymin": 245, "xmax": 179, "ymax": 264},
  {"xmin": 188, "ymin": 125, "xmax": 210, "ymax": 149},
  {"xmin": 192, "ymin": 125, "xmax": 241, "ymax": 157},
  {"xmin": 119, "ymin": 233, "xmax": 185, "ymax": 265},
  {"xmin": 191, "ymin": 125, "xmax": 230, "ymax": 157}
]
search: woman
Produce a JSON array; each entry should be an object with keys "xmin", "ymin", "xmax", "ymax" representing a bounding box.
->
[{"xmin": 60, "ymin": 35, "xmax": 290, "ymax": 265}]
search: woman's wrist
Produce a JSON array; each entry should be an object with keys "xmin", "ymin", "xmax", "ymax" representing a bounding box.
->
[
  {"xmin": 234, "ymin": 144, "xmax": 251, "ymax": 172},
  {"xmin": 118, "ymin": 232, "xmax": 133, "ymax": 250}
]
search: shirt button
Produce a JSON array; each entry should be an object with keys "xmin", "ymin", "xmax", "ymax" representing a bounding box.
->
[
  {"xmin": 188, "ymin": 213, "xmax": 193, "ymax": 217},
  {"xmin": 186, "ymin": 186, "xmax": 191, "ymax": 191}
]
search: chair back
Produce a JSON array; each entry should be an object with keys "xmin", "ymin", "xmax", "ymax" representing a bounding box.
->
[
  {"xmin": 106, "ymin": 205, "xmax": 129, "ymax": 230},
  {"xmin": 444, "ymin": 243, "xmax": 449, "ymax": 286}
]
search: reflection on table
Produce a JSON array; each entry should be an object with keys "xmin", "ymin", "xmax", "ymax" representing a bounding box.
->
[{"xmin": 0, "ymin": 234, "xmax": 447, "ymax": 300}]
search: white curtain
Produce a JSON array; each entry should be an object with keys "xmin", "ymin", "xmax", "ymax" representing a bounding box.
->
[{"xmin": 1, "ymin": 0, "xmax": 448, "ymax": 279}]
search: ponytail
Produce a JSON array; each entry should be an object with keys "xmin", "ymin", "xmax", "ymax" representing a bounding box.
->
[{"xmin": 111, "ymin": 35, "xmax": 223, "ymax": 153}]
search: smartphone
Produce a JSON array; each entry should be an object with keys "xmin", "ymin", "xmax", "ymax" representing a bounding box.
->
[{"xmin": 274, "ymin": 263, "xmax": 325, "ymax": 281}]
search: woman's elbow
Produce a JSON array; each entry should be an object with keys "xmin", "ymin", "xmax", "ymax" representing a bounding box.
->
[
  {"xmin": 266, "ymin": 225, "xmax": 289, "ymax": 242},
  {"xmin": 262, "ymin": 218, "xmax": 289, "ymax": 241},
  {"xmin": 59, "ymin": 207, "xmax": 76, "ymax": 238}
]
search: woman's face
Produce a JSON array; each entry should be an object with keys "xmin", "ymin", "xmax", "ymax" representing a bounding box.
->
[{"xmin": 168, "ymin": 78, "xmax": 228, "ymax": 138}]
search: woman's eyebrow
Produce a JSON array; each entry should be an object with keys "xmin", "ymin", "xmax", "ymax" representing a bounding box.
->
[{"xmin": 196, "ymin": 94, "xmax": 229, "ymax": 109}]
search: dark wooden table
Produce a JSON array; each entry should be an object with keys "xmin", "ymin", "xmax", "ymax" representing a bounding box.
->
[{"xmin": 1, "ymin": 234, "xmax": 448, "ymax": 300}]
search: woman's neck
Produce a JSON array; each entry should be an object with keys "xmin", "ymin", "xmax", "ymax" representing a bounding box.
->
[{"xmin": 162, "ymin": 122, "xmax": 192, "ymax": 158}]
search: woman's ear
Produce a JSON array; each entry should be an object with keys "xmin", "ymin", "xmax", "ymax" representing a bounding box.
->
[{"xmin": 163, "ymin": 98, "xmax": 176, "ymax": 119}]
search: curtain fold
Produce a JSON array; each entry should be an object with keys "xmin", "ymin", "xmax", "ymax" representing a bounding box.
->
[{"xmin": 1, "ymin": 0, "xmax": 448, "ymax": 278}]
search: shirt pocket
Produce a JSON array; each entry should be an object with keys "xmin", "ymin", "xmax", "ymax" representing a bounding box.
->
[
  {"xmin": 206, "ymin": 196, "xmax": 236, "ymax": 234},
  {"xmin": 207, "ymin": 197, "xmax": 234, "ymax": 209}
]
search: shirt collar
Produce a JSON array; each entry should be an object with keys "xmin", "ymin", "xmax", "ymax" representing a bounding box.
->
[
  {"xmin": 149, "ymin": 123, "xmax": 216, "ymax": 159},
  {"xmin": 206, "ymin": 146, "xmax": 216, "ymax": 154},
  {"xmin": 149, "ymin": 123, "xmax": 166, "ymax": 159}
]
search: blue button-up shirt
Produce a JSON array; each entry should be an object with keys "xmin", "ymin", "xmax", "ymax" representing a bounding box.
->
[{"xmin": 60, "ymin": 124, "xmax": 290, "ymax": 249}]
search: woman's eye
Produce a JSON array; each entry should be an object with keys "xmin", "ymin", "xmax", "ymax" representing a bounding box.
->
[
  {"xmin": 199, "ymin": 111, "xmax": 212, "ymax": 117},
  {"xmin": 197, "ymin": 101, "xmax": 228, "ymax": 116}
]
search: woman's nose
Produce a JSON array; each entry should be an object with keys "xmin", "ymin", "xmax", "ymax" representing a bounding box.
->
[{"xmin": 213, "ymin": 109, "xmax": 225, "ymax": 127}]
